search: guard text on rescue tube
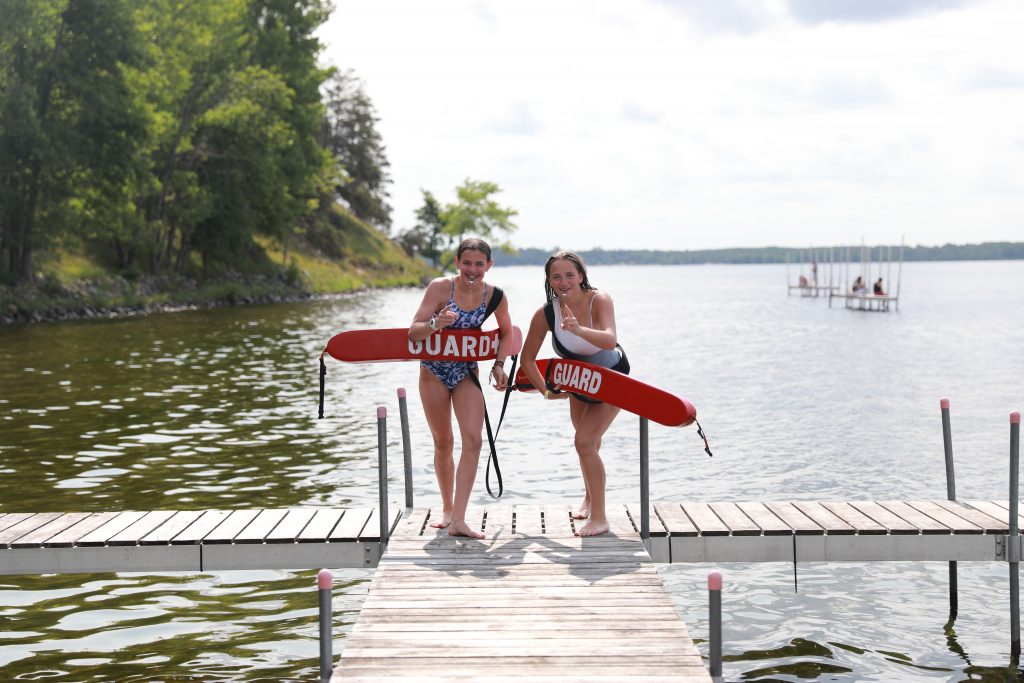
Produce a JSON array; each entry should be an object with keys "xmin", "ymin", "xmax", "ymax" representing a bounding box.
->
[
  {"xmin": 407, "ymin": 331, "xmax": 497, "ymax": 359},
  {"xmin": 549, "ymin": 360, "xmax": 603, "ymax": 395}
]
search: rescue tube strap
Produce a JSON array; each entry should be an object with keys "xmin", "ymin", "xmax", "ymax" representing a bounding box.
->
[
  {"xmin": 695, "ymin": 418, "xmax": 713, "ymax": 457},
  {"xmin": 469, "ymin": 353, "xmax": 519, "ymax": 499},
  {"xmin": 318, "ymin": 355, "xmax": 327, "ymax": 420}
]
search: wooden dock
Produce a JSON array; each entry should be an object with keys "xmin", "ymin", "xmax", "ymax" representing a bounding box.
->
[
  {"xmin": 0, "ymin": 507, "xmax": 400, "ymax": 575},
  {"xmin": 829, "ymin": 291, "xmax": 898, "ymax": 311},
  {"xmin": 2, "ymin": 499, "xmax": 1021, "ymax": 575},
  {"xmin": 787, "ymin": 283, "xmax": 837, "ymax": 298},
  {"xmin": 333, "ymin": 504, "xmax": 710, "ymax": 682}
]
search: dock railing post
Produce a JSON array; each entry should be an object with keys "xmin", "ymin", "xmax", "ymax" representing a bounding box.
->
[
  {"xmin": 397, "ymin": 388, "xmax": 413, "ymax": 509},
  {"xmin": 317, "ymin": 569, "xmax": 333, "ymax": 682},
  {"xmin": 640, "ymin": 416, "xmax": 650, "ymax": 548},
  {"xmin": 377, "ymin": 406, "xmax": 389, "ymax": 551},
  {"xmin": 940, "ymin": 398, "xmax": 958, "ymax": 618},
  {"xmin": 1011, "ymin": 411, "xmax": 1021, "ymax": 659},
  {"xmin": 708, "ymin": 570, "xmax": 723, "ymax": 682}
]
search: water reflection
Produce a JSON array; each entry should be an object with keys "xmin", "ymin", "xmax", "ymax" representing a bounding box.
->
[{"xmin": 2, "ymin": 262, "xmax": 1024, "ymax": 680}]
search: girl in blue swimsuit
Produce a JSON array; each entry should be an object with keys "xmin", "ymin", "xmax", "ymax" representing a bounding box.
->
[
  {"xmin": 419, "ymin": 279, "xmax": 488, "ymax": 390},
  {"xmin": 408, "ymin": 238, "xmax": 514, "ymax": 539}
]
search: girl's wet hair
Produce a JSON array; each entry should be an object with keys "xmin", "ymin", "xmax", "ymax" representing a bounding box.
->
[
  {"xmin": 456, "ymin": 238, "xmax": 492, "ymax": 262},
  {"xmin": 544, "ymin": 250, "xmax": 596, "ymax": 300}
]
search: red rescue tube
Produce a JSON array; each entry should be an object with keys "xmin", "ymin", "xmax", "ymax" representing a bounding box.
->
[
  {"xmin": 323, "ymin": 326, "xmax": 523, "ymax": 363},
  {"xmin": 515, "ymin": 357, "xmax": 697, "ymax": 428}
]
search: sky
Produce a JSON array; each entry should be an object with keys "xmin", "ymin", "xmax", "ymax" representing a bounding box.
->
[{"xmin": 318, "ymin": 0, "xmax": 1024, "ymax": 251}]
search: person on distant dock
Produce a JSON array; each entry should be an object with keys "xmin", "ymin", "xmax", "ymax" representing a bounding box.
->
[
  {"xmin": 408, "ymin": 237, "xmax": 514, "ymax": 539},
  {"xmin": 852, "ymin": 276, "xmax": 866, "ymax": 294},
  {"xmin": 519, "ymin": 250, "xmax": 629, "ymax": 537},
  {"xmin": 873, "ymin": 278, "xmax": 885, "ymax": 295}
]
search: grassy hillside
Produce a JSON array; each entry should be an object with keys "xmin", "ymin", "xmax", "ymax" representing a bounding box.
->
[{"xmin": 1, "ymin": 204, "xmax": 434, "ymax": 323}]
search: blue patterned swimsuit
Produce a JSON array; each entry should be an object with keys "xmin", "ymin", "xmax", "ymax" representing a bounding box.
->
[{"xmin": 421, "ymin": 280, "xmax": 489, "ymax": 390}]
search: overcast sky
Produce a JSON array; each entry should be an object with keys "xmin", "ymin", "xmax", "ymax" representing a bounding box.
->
[{"xmin": 318, "ymin": 0, "xmax": 1023, "ymax": 251}]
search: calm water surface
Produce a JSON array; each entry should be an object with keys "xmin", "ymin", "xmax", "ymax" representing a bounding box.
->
[{"xmin": 1, "ymin": 261, "xmax": 1023, "ymax": 681}]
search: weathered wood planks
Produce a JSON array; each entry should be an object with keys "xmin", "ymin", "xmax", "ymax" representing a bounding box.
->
[
  {"xmin": 0, "ymin": 500, "xmax": 1019, "ymax": 575},
  {"xmin": 334, "ymin": 512, "xmax": 709, "ymax": 682},
  {"xmin": 0, "ymin": 507, "xmax": 399, "ymax": 575}
]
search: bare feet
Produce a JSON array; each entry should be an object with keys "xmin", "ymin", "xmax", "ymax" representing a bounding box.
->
[
  {"xmin": 572, "ymin": 498, "xmax": 591, "ymax": 520},
  {"xmin": 447, "ymin": 520, "xmax": 485, "ymax": 539},
  {"xmin": 429, "ymin": 510, "xmax": 452, "ymax": 529},
  {"xmin": 575, "ymin": 519, "xmax": 609, "ymax": 537}
]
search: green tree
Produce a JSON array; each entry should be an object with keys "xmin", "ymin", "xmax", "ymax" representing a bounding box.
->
[
  {"xmin": 397, "ymin": 190, "xmax": 443, "ymax": 266},
  {"xmin": 320, "ymin": 70, "xmax": 392, "ymax": 231},
  {"xmin": 438, "ymin": 179, "xmax": 517, "ymax": 270},
  {"xmin": 399, "ymin": 179, "xmax": 517, "ymax": 271},
  {"xmin": 0, "ymin": 0, "xmax": 147, "ymax": 283},
  {"xmin": 127, "ymin": 0, "xmax": 332, "ymax": 273}
]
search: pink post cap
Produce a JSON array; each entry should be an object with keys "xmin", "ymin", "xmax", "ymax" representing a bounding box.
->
[
  {"xmin": 317, "ymin": 568, "xmax": 332, "ymax": 589},
  {"xmin": 1012, "ymin": 411, "xmax": 1021, "ymax": 424},
  {"xmin": 377, "ymin": 406, "xmax": 387, "ymax": 418},
  {"xmin": 708, "ymin": 570, "xmax": 722, "ymax": 591},
  {"xmin": 940, "ymin": 398, "xmax": 949, "ymax": 410},
  {"xmin": 397, "ymin": 387, "xmax": 407, "ymax": 399}
]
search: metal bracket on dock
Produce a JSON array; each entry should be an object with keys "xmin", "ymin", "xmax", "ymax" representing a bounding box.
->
[
  {"xmin": 364, "ymin": 543, "xmax": 374, "ymax": 566},
  {"xmin": 995, "ymin": 535, "xmax": 1022, "ymax": 562}
]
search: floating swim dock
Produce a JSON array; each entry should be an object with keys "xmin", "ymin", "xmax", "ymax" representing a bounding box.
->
[{"xmin": 3, "ymin": 499, "xmax": 1022, "ymax": 575}]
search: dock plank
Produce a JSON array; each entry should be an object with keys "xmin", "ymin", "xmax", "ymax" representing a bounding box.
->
[
  {"xmin": 514, "ymin": 505, "xmax": 543, "ymax": 535},
  {"xmin": 877, "ymin": 501, "xmax": 951, "ymax": 534},
  {"xmin": 44, "ymin": 512, "xmax": 121, "ymax": 548},
  {"xmin": 680, "ymin": 503, "xmax": 729, "ymax": 535},
  {"xmin": 171, "ymin": 510, "xmax": 232, "ymax": 544},
  {"xmin": 543, "ymin": 504, "xmax": 574, "ymax": 537},
  {"xmin": 9, "ymin": 513, "xmax": 93, "ymax": 548},
  {"xmin": 764, "ymin": 502, "xmax": 823, "ymax": 534},
  {"xmin": 108, "ymin": 510, "xmax": 179, "ymax": 546},
  {"xmin": 709, "ymin": 502, "xmax": 760, "ymax": 536},
  {"xmin": 140, "ymin": 510, "xmax": 207, "ymax": 545},
  {"xmin": 299, "ymin": 509, "xmax": 346, "ymax": 541},
  {"xmin": 932, "ymin": 500, "xmax": 1006, "ymax": 533},
  {"xmin": 821, "ymin": 502, "xmax": 887, "ymax": 535},
  {"xmin": 736, "ymin": 502, "xmax": 790, "ymax": 536},
  {"xmin": 791, "ymin": 502, "xmax": 855, "ymax": 534},
  {"xmin": 654, "ymin": 502, "xmax": 698, "ymax": 537},
  {"xmin": 847, "ymin": 501, "xmax": 920, "ymax": 534},
  {"xmin": 336, "ymin": 528, "xmax": 708, "ymax": 681},
  {"xmin": 0, "ymin": 513, "xmax": 65, "ymax": 547},
  {"xmin": 906, "ymin": 501, "xmax": 982, "ymax": 534}
]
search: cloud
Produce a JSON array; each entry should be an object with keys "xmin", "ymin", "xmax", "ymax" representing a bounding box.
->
[
  {"xmin": 802, "ymin": 76, "xmax": 891, "ymax": 109},
  {"xmin": 962, "ymin": 67, "xmax": 1024, "ymax": 91},
  {"xmin": 783, "ymin": 0, "xmax": 968, "ymax": 25},
  {"xmin": 653, "ymin": 0, "xmax": 778, "ymax": 34},
  {"xmin": 484, "ymin": 102, "xmax": 542, "ymax": 136},
  {"xmin": 621, "ymin": 101, "xmax": 663, "ymax": 125}
]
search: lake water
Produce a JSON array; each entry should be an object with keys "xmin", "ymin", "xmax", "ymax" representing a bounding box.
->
[{"xmin": 1, "ymin": 260, "xmax": 1023, "ymax": 681}]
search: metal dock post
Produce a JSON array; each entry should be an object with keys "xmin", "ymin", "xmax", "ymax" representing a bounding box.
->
[
  {"xmin": 397, "ymin": 387, "xmax": 414, "ymax": 508},
  {"xmin": 940, "ymin": 397, "xmax": 957, "ymax": 618}
]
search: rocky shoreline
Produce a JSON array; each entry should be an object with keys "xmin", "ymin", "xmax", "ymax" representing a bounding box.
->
[{"xmin": 0, "ymin": 274, "xmax": 361, "ymax": 325}]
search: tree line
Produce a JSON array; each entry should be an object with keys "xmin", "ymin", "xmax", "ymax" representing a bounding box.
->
[
  {"xmin": 492, "ymin": 242, "xmax": 1024, "ymax": 266},
  {"xmin": 0, "ymin": 0, "xmax": 396, "ymax": 285}
]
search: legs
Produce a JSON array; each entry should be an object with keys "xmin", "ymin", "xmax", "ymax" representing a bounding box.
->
[
  {"xmin": 569, "ymin": 399, "xmax": 620, "ymax": 536},
  {"xmin": 418, "ymin": 367, "xmax": 486, "ymax": 538},
  {"xmin": 448, "ymin": 378, "xmax": 485, "ymax": 539},
  {"xmin": 568, "ymin": 401, "xmax": 599, "ymax": 520},
  {"xmin": 419, "ymin": 367, "xmax": 456, "ymax": 528}
]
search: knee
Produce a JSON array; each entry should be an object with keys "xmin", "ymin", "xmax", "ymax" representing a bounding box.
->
[
  {"xmin": 432, "ymin": 432, "xmax": 455, "ymax": 454},
  {"xmin": 462, "ymin": 432, "xmax": 483, "ymax": 454},
  {"xmin": 574, "ymin": 433, "xmax": 598, "ymax": 457}
]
